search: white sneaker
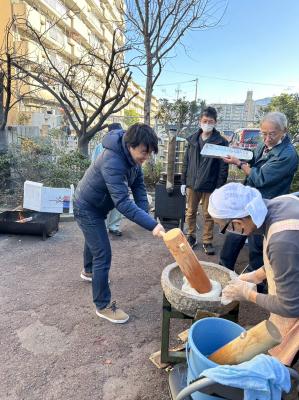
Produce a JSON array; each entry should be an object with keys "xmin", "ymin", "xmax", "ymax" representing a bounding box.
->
[
  {"xmin": 80, "ymin": 271, "xmax": 111, "ymax": 283},
  {"xmin": 80, "ymin": 270, "xmax": 92, "ymax": 281}
]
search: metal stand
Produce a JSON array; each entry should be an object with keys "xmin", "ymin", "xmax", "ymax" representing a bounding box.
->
[
  {"xmin": 161, "ymin": 294, "xmax": 193, "ymax": 364},
  {"xmin": 161, "ymin": 293, "xmax": 239, "ymax": 364}
]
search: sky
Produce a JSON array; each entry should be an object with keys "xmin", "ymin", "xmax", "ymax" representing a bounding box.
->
[{"xmin": 130, "ymin": 0, "xmax": 299, "ymax": 104}]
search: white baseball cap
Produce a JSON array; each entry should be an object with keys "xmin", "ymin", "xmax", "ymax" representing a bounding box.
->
[{"xmin": 208, "ymin": 182, "xmax": 268, "ymax": 228}]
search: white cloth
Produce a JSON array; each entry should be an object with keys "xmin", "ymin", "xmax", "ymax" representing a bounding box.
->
[{"xmin": 208, "ymin": 182, "xmax": 268, "ymax": 228}]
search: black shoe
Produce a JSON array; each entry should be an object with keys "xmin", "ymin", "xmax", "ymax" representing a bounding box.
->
[
  {"xmin": 202, "ymin": 243, "xmax": 215, "ymax": 255},
  {"xmin": 187, "ymin": 236, "xmax": 198, "ymax": 249},
  {"xmin": 109, "ymin": 229, "xmax": 122, "ymax": 236}
]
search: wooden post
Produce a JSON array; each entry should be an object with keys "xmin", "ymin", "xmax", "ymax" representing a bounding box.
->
[
  {"xmin": 161, "ymin": 228, "xmax": 211, "ymax": 293},
  {"xmin": 208, "ymin": 320, "xmax": 282, "ymax": 365}
]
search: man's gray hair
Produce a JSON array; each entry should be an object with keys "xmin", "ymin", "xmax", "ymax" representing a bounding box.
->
[{"xmin": 261, "ymin": 111, "xmax": 288, "ymax": 131}]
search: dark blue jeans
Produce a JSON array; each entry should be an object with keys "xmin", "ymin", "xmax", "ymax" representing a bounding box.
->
[
  {"xmin": 74, "ymin": 205, "xmax": 111, "ymax": 309},
  {"xmin": 219, "ymin": 232, "xmax": 264, "ymax": 272}
]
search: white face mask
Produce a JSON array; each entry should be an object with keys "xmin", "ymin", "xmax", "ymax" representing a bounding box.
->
[{"xmin": 201, "ymin": 123, "xmax": 215, "ymax": 133}]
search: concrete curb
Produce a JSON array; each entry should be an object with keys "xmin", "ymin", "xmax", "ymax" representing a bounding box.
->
[{"xmin": 59, "ymin": 214, "xmax": 74, "ymax": 222}]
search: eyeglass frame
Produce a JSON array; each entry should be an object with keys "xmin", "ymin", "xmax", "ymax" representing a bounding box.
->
[
  {"xmin": 220, "ymin": 219, "xmax": 245, "ymax": 235},
  {"xmin": 261, "ymin": 130, "xmax": 282, "ymax": 140}
]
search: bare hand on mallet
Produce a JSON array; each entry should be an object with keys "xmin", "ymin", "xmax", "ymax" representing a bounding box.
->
[{"xmin": 152, "ymin": 223, "xmax": 165, "ymax": 238}]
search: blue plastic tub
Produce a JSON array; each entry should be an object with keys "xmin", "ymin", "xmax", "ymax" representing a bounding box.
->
[{"xmin": 186, "ymin": 317, "xmax": 245, "ymax": 400}]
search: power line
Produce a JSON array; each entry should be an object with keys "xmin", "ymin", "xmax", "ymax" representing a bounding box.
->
[
  {"xmin": 161, "ymin": 70, "xmax": 296, "ymax": 88},
  {"xmin": 156, "ymin": 79, "xmax": 196, "ymax": 87}
]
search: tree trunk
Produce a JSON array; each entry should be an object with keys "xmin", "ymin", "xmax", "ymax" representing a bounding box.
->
[
  {"xmin": 0, "ymin": 129, "xmax": 8, "ymax": 154},
  {"xmin": 78, "ymin": 134, "xmax": 89, "ymax": 157},
  {"xmin": 0, "ymin": 73, "xmax": 8, "ymax": 154},
  {"xmin": 144, "ymin": 64, "xmax": 153, "ymax": 125}
]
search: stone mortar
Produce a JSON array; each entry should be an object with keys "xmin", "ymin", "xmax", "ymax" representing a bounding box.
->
[{"xmin": 161, "ymin": 261, "xmax": 238, "ymax": 317}]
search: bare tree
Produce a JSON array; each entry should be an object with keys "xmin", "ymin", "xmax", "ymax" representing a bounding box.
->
[
  {"xmin": 123, "ymin": 0, "xmax": 226, "ymax": 124},
  {"xmin": 0, "ymin": 21, "xmax": 40, "ymax": 153},
  {"xmin": 157, "ymin": 97, "xmax": 205, "ymax": 135},
  {"xmin": 5, "ymin": 14, "xmax": 138, "ymax": 156}
]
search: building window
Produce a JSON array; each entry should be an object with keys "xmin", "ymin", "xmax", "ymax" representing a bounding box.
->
[
  {"xmin": 44, "ymin": 0, "xmax": 68, "ymax": 16},
  {"xmin": 89, "ymin": 33, "xmax": 101, "ymax": 49},
  {"xmin": 47, "ymin": 21, "xmax": 66, "ymax": 46}
]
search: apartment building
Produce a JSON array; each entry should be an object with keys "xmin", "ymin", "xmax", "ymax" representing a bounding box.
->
[
  {"xmin": 211, "ymin": 91, "xmax": 262, "ymax": 132},
  {"xmin": 1, "ymin": 0, "xmax": 157, "ymax": 124}
]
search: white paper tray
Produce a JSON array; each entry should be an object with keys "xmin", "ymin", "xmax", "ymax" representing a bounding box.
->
[{"xmin": 201, "ymin": 143, "xmax": 253, "ymax": 160}]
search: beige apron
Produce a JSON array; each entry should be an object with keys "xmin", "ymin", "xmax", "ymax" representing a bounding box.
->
[{"xmin": 263, "ymin": 218, "xmax": 299, "ymax": 366}]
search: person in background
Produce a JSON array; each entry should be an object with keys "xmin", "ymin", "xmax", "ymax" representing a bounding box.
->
[
  {"xmin": 208, "ymin": 183, "xmax": 299, "ymax": 367},
  {"xmin": 219, "ymin": 112, "xmax": 298, "ymax": 273},
  {"xmin": 74, "ymin": 123, "xmax": 165, "ymax": 324},
  {"xmin": 181, "ymin": 106, "xmax": 228, "ymax": 254},
  {"xmin": 91, "ymin": 123, "xmax": 124, "ymax": 237}
]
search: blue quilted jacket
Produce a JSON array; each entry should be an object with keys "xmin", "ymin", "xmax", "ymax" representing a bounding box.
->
[{"xmin": 74, "ymin": 130, "xmax": 157, "ymax": 231}]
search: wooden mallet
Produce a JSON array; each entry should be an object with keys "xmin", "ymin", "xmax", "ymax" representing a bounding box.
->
[
  {"xmin": 208, "ymin": 320, "xmax": 282, "ymax": 365},
  {"xmin": 160, "ymin": 228, "xmax": 212, "ymax": 294}
]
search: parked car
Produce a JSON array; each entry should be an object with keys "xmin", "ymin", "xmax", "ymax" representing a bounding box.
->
[
  {"xmin": 221, "ymin": 130, "xmax": 234, "ymax": 143},
  {"xmin": 230, "ymin": 128, "xmax": 261, "ymax": 149}
]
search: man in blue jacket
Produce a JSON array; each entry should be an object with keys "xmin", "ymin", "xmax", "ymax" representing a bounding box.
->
[
  {"xmin": 220, "ymin": 111, "xmax": 298, "ymax": 273},
  {"xmin": 91, "ymin": 123, "xmax": 124, "ymax": 237},
  {"xmin": 73, "ymin": 123, "xmax": 165, "ymax": 324}
]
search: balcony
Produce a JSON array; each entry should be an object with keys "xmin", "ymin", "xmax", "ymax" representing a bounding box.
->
[
  {"xmin": 48, "ymin": 24, "xmax": 66, "ymax": 46},
  {"xmin": 13, "ymin": 3, "xmax": 42, "ymax": 32},
  {"xmin": 101, "ymin": 0, "xmax": 121, "ymax": 22},
  {"xmin": 72, "ymin": 15, "xmax": 90, "ymax": 43},
  {"xmin": 43, "ymin": 0, "xmax": 67, "ymax": 16}
]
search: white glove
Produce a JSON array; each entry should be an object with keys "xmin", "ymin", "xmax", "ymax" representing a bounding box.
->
[
  {"xmin": 222, "ymin": 279, "xmax": 256, "ymax": 302},
  {"xmin": 239, "ymin": 268, "xmax": 266, "ymax": 285},
  {"xmin": 152, "ymin": 223, "xmax": 165, "ymax": 238},
  {"xmin": 180, "ymin": 185, "xmax": 186, "ymax": 196}
]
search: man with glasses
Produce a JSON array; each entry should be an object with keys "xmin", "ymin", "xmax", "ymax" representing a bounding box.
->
[
  {"xmin": 208, "ymin": 182, "xmax": 299, "ymax": 367},
  {"xmin": 219, "ymin": 112, "xmax": 298, "ymax": 274}
]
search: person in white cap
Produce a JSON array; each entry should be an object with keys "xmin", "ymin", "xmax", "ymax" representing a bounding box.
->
[{"xmin": 208, "ymin": 182, "xmax": 299, "ymax": 366}]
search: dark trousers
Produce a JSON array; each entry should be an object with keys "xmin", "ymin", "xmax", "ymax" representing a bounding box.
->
[
  {"xmin": 219, "ymin": 232, "xmax": 264, "ymax": 272},
  {"xmin": 74, "ymin": 205, "xmax": 111, "ymax": 309}
]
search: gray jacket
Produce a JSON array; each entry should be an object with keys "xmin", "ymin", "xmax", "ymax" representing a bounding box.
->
[{"xmin": 256, "ymin": 196, "xmax": 299, "ymax": 317}]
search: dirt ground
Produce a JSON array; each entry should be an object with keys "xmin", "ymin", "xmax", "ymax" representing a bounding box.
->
[{"xmin": 0, "ymin": 213, "xmax": 297, "ymax": 400}]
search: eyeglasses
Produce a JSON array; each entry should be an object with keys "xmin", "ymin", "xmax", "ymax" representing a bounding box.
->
[
  {"xmin": 220, "ymin": 220, "xmax": 245, "ymax": 235},
  {"xmin": 261, "ymin": 131, "xmax": 280, "ymax": 139}
]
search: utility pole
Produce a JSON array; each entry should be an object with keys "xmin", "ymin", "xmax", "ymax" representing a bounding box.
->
[
  {"xmin": 194, "ymin": 78, "xmax": 198, "ymax": 103},
  {"xmin": 175, "ymin": 87, "xmax": 182, "ymax": 100}
]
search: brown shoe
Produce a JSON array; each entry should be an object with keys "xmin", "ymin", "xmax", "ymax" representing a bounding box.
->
[
  {"xmin": 80, "ymin": 270, "xmax": 92, "ymax": 282},
  {"xmin": 96, "ymin": 301, "xmax": 129, "ymax": 324}
]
